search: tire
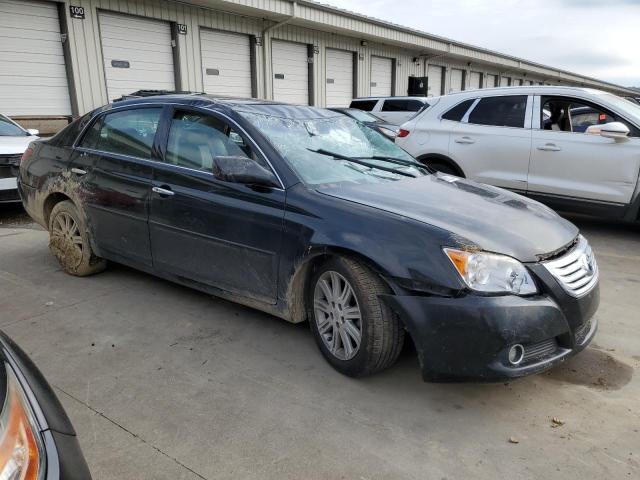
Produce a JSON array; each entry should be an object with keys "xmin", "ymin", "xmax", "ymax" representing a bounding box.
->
[
  {"xmin": 426, "ymin": 161, "xmax": 461, "ymax": 177},
  {"xmin": 48, "ymin": 200, "xmax": 106, "ymax": 276},
  {"xmin": 308, "ymin": 257, "xmax": 404, "ymax": 377}
]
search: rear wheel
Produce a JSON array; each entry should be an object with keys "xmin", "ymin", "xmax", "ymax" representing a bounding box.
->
[
  {"xmin": 48, "ymin": 200, "xmax": 106, "ymax": 276},
  {"xmin": 308, "ymin": 257, "xmax": 404, "ymax": 377}
]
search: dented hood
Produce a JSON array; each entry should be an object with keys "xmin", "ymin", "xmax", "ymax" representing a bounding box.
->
[{"xmin": 317, "ymin": 173, "xmax": 578, "ymax": 262}]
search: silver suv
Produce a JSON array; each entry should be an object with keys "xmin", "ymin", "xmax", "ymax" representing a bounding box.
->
[{"xmin": 396, "ymin": 86, "xmax": 640, "ymax": 221}]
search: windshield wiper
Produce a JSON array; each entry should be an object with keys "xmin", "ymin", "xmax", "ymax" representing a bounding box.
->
[
  {"xmin": 307, "ymin": 148, "xmax": 416, "ymax": 178},
  {"xmin": 360, "ymin": 155, "xmax": 429, "ymax": 171}
]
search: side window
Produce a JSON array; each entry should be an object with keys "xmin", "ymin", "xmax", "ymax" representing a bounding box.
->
[
  {"xmin": 349, "ymin": 100, "xmax": 378, "ymax": 111},
  {"xmin": 442, "ymin": 99, "xmax": 476, "ymax": 122},
  {"xmin": 79, "ymin": 108, "xmax": 161, "ymax": 158},
  {"xmin": 406, "ymin": 100, "xmax": 426, "ymax": 112},
  {"xmin": 468, "ymin": 95, "xmax": 528, "ymax": 128},
  {"xmin": 382, "ymin": 100, "xmax": 408, "ymax": 112},
  {"xmin": 541, "ymin": 96, "xmax": 640, "ymax": 137},
  {"xmin": 165, "ymin": 111, "xmax": 264, "ymax": 173}
]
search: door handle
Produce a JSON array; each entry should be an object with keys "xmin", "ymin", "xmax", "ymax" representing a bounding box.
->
[
  {"xmin": 537, "ymin": 143, "xmax": 562, "ymax": 152},
  {"xmin": 71, "ymin": 167, "xmax": 87, "ymax": 176},
  {"xmin": 152, "ymin": 186, "xmax": 174, "ymax": 197},
  {"xmin": 454, "ymin": 137, "xmax": 475, "ymax": 144}
]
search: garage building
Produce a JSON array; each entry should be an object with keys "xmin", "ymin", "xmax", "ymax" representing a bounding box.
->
[{"xmin": 0, "ymin": 0, "xmax": 636, "ymax": 133}]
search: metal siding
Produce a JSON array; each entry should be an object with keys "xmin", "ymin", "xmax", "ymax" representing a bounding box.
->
[
  {"xmin": 325, "ymin": 48, "xmax": 353, "ymax": 107},
  {"xmin": 0, "ymin": 0, "xmax": 72, "ymax": 115},
  {"xmin": 98, "ymin": 11, "xmax": 175, "ymax": 102},
  {"xmin": 200, "ymin": 29, "xmax": 252, "ymax": 97},
  {"xmin": 271, "ymin": 39, "xmax": 309, "ymax": 105}
]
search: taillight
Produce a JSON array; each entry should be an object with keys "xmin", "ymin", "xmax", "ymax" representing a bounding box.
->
[
  {"xmin": 20, "ymin": 147, "xmax": 33, "ymax": 165},
  {"xmin": 397, "ymin": 129, "xmax": 410, "ymax": 138}
]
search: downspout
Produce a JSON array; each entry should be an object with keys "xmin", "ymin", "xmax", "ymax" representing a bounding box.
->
[{"xmin": 262, "ymin": 1, "xmax": 297, "ymax": 98}]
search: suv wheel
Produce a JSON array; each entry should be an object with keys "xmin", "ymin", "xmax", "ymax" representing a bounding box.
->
[
  {"xmin": 308, "ymin": 257, "xmax": 404, "ymax": 377},
  {"xmin": 48, "ymin": 200, "xmax": 106, "ymax": 276}
]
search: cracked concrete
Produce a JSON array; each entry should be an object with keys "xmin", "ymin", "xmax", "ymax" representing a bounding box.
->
[{"xmin": 0, "ymin": 210, "xmax": 638, "ymax": 479}]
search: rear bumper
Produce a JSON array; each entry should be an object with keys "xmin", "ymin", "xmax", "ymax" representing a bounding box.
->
[{"xmin": 382, "ymin": 282, "xmax": 599, "ymax": 381}]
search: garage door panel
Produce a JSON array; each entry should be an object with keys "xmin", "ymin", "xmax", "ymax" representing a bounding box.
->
[
  {"xmin": 325, "ymin": 49, "xmax": 353, "ymax": 108},
  {"xmin": 99, "ymin": 12, "xmax": 175, "ymax": 102},
  {"xmin": 370, "ymin": 56, "xmax": 392, "ymax": 97},
  {"xmin": 200, "ymin": 29, "xmax": 252, "ymax": 98},
  {"xmin": 428, "ymin": 65, "xmax": 443, "ymax": 96},
  {"xmin": 0, "ymin": 0, "xmax": 71, "ymax": 116},
  {"xmin": 272, "ymin": 40, "xmax": 309, "ymax": 105}
]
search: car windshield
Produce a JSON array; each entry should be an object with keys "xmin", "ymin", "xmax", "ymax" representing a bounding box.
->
[
  {"xmin": 344, "ymin": 109, "xmax": 382, "ymax": 123},
  {"xmin": 240, "ymin": 112, "xmax": 426, "ymax": 186},
  {"xmin": 601, "ymin": 93, "xmax": 640, "ymax": 122},
  {"xmin": 0, "ymin": 115, "xmax": 27, "ymax": 136}
]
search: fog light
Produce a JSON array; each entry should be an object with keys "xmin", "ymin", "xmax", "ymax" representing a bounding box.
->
[{"xmin": 508, "ymin": 344, "xmax": 524, "ymax": 366}]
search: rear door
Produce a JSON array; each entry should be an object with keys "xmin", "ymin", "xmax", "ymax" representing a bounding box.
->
[
  {"xmin": 448, "ymin": 94, "xmax": 532, "ymax": 190},
  {"xmin": 149, "ymin": 107, "xmax": 285, "ymax": 303},
  {"xmin": 528, "ymin": 95, "xmax": 640, "ymax": 205},
  {"xmin": 74, "ymin": 106, "xmax": 162, "ymax": 266}
]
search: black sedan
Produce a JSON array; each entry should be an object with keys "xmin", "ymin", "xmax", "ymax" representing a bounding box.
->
[
  {"xmin": 328, "ymin": 107, "xmax": 400, "ymax": 139},
  {"xmin": 19, "ymin": 96, "xmax": 599, "ymax": 381},
  {"xmin": 0, "ymin": 331, "xmax": 92, "ymax": 479}
]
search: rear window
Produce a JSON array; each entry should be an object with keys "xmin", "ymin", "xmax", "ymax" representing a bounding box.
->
[
  {"xmin": 381, "ymin": 99, "xmax": 425, "ymax": 112},
  {"xmin": 468, "ymin": 95, "xmax": 528, "ymax": 128},
  {"xmin": 442, "ymin": 99, "xmax": 476, "ymax": 122},
  {"xmin": 349, "ymin": 100, "xmax": 378, "ymax": 111}
]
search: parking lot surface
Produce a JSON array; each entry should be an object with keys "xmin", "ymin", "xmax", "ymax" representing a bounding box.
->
[{"xmin": 0, "ymin": 204, "xmax": 638, "ymax": 480}]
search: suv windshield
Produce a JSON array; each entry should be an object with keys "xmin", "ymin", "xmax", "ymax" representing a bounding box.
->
[
  {"xmin": 0, "ymin": 115, "xmax": 27, "ymax": 137},
  {"xmin": 240, "ymin": 112, "xmax": 426, "ymax": 186}
]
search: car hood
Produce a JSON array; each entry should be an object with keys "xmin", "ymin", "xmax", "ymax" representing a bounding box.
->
[
  {"xmin": 0, "ymin": 135, "xmax": 36, "ymax": 154},
  {"xmin": 317, "ymin": 173, "xmax": 578, "ymax": 262}
]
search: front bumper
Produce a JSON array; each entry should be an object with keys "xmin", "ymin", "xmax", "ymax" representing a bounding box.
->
[
  {"xmin": 383, "ymin": 276, "xmax": 599, "ymax": 381},
  {"xmin": 0, "ymin": 332, "xmax": 92, "ymax": 479}
]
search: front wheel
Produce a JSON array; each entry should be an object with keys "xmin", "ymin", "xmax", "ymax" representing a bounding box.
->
[
  {"xmin": 308, "ymin": 257, "xmax": 404, "ymax": 377},
  {"xmin": 48, "ymin": 200, "xmax": 106, "ymax": 276}
]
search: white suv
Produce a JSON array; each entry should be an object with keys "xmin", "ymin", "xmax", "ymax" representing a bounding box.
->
[
  {"xmin": 396, "ymin": 86, "xmax": 640, "ymax": 221},
  {"xmin": 349, "ymin": 97, "xmax": 430, "ymax": 125}
]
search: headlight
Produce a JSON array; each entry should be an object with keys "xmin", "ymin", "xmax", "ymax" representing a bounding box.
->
[
  {"xmin": 0, "ymin": 363, "xmax": 44, "ymax": 480},
  {"xmin": 378, "ymin": 126, "xmax": 399, "ymax": 138},
  {"xmin": 444, "ymin": 248, "xmax": 538, "ymax": 295}
]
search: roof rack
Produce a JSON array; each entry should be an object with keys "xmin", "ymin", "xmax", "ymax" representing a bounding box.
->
[{"xmin": 112, "ymin": 90, "xmax": 205, "ymax": 102}]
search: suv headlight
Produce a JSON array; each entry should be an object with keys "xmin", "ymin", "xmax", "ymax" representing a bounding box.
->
[
  {"xmin": 444, "ymin": 248, "xmax": 538, "ymax": 295},
  {"xmin": 0, "ymin": 363, "xmax": 44, "ymax": 480}
]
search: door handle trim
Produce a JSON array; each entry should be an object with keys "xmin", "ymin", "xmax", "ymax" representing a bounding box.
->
[
  {"xmin": 152, "ymin": 186, "xmax": 175, "ymax": 196},
  {"xmin": 454, "ymin": 137, "xmax": 475, "ymax": 144},
  {"xmin": 70, "ymin": 167, "xmax": 87, "ymax": 175},
  {"xmin": 537, "ymin": 144, "xmax": 562, "ymax": 152}
]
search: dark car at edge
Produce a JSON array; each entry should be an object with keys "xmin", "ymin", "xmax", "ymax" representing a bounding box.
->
[
  {"xmin": 0, "ymin": 331, "xmax": 92, "ymax": 479},
  {"xmin": 18, "ymin": 95, "xmax": 599, "ymax": 381}
]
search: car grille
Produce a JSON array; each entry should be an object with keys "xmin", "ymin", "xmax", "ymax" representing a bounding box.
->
[
  {"xmin": 542, "ymin": 235, "xmax": 598, "ymax": 298},
  {"xmin": 0, "ymin": 154, "xmax": 21, "ymax": 166},
  {"xmin": 522, "ymin": 338, "xmax": 558, "ymax": 364}
]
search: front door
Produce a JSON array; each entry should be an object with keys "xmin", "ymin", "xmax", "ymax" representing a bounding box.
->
[
  {"xmin": 528, "ymin": 95, "xmax": 640, "ymax": 205},
  {"xmin": 149, "ymin": 108, "xmax": 285, "ymax": 304},
  {"xmin": 74, "ymin": 107, "xmax": 162, "ymax": 266},
  {"xmin": 448, "ymin": 95, "xmax": 532, "ymax": 191}
]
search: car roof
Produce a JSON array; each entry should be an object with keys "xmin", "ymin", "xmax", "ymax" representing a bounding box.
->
[
  {"xmin": 351, "ymin": 96, "xmax": 429, "ymax": 102},
  {"xmin": 108, "ymin": 94, "xmax": 343, "ymax": 120},
  {"xmin": 431, "ymin": 86, "xmax": 611, "ymax": 101}
]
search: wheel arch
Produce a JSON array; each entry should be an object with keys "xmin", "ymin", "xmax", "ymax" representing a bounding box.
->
[
  {"xmin": 43, "ymin": 192, "xmax": 73, "ymax": 227},
  {"xmin": 416, "ymin": 153, "xmax": 465, "ymax": 178}
]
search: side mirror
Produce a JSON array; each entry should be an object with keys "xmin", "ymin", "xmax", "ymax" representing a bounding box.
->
[
  {"xmin": 27, "ymin": 129, "xmax": 39, "ymax": 136},
  {"xmin": 213, "ymin": 156, "xmax": 279, "ymax": 188},
  {"xmin": 585, "ymin": 122, "xmax": 629, "ymax": 139}
]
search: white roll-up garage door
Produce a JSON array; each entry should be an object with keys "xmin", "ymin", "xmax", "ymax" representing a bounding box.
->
[
  {"xmin": 370, "ymin": 56, "xmax": 392, "ymax": 96},
  {"xmin": 0, "ymin": 0, "xmax": 71, "ymax": 116},
  {"xmin": 325, "ymin": 49, "xmax": 353, "ymax": 108},
  {"xmin": 200, "ymin": 29, "xmax": 252, "ymax": 98},
  {"xmin": 500, "ymin": 76, "xmax": 510, "ymax": 87},
  {"xmin": 99, "ymin": 12, "xmax": 175, "ymax": 102},
  {"xmin": 450, "ymin": 68, "xmax": 464, "ymax": 93},
  {"xmin": 427, "ymin": 65, "xmax": 443, "ymax": 96},
  {"xmin": 272, "ymin": 40, "xmax": 309, "ymax": 105},
  {"xmin": 469, "ymin": 71, "xmax": 482, "ymax": 89}
]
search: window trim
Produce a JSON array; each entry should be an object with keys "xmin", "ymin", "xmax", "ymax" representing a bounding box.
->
[
  {"xmin": 464, "ymin": 94, "xmax": 532, "ymax": 130},
  {"xmin": 159, "ymin": 105, "xmax": 285, "ymax": 190},
  {"xmin": 534, "ymin": 94, "xmax": 640, "ymax": 138}
]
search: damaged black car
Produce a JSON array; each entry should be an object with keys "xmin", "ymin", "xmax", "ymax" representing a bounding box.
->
[{"xmin": 18, "ymin": 95, "xmax": 599, "ymax": 381}]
